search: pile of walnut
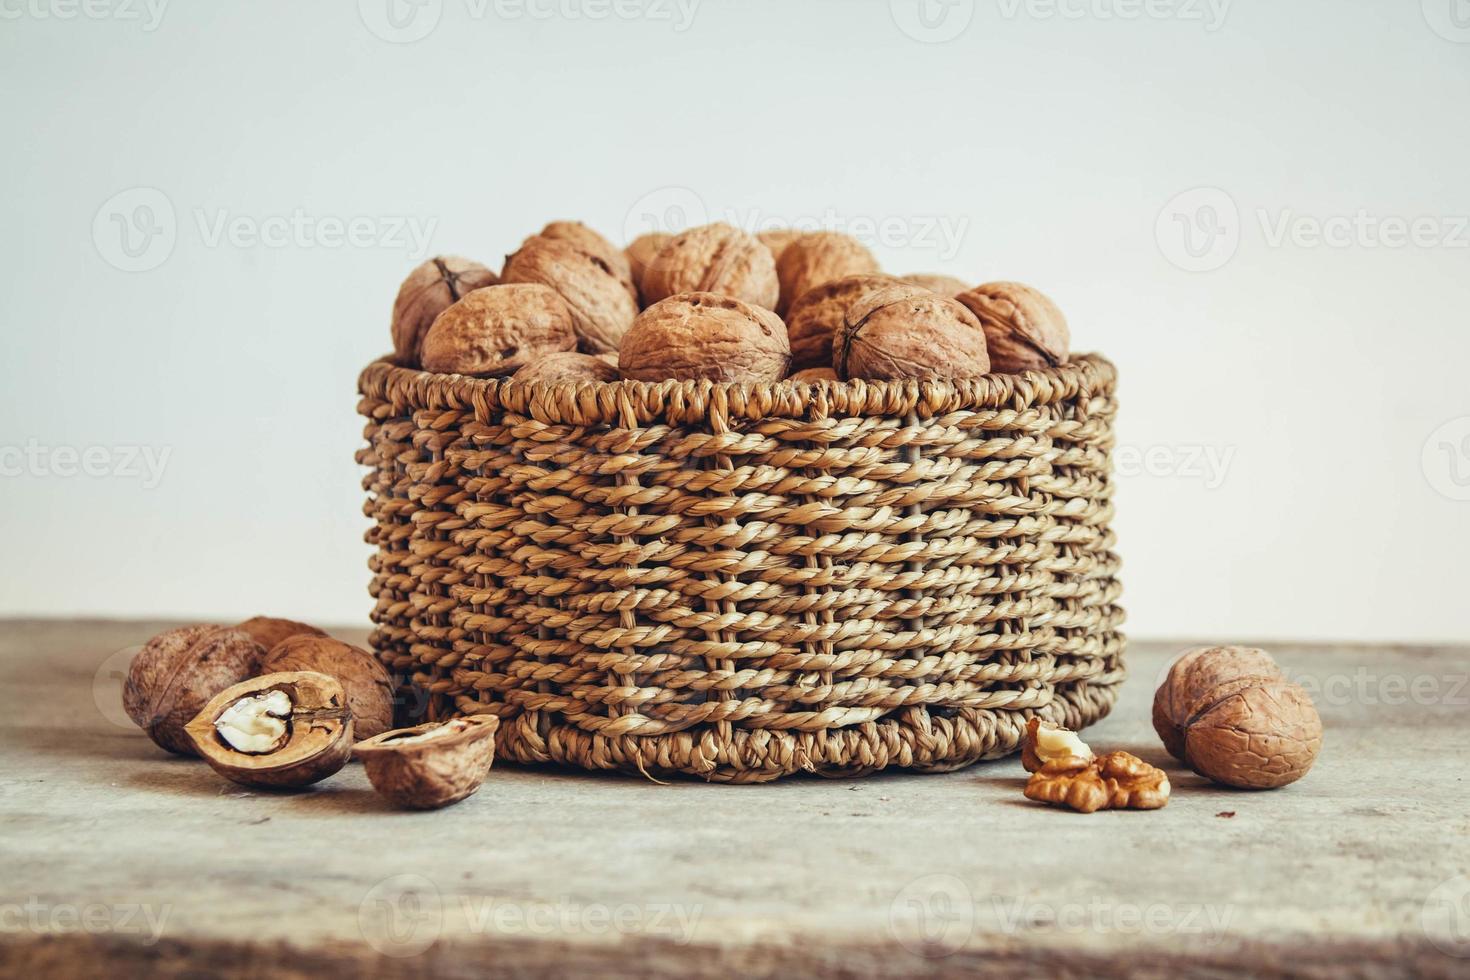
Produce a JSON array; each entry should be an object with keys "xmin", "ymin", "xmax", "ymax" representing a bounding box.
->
[
  {"xmin": 1021, "ymin": 645, "xmax": 1324, "ymax": 814},
  {"xmin": 389, "ymin": 221, "xmax": 1071, "ymax": 383},
  {"xmin": 123, "ymin": 618, "xmax": 497, "ymax": 809}
]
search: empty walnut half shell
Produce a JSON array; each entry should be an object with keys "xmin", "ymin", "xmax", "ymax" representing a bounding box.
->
[
  {"xmin": 354, "ymin": 716, "xmax": 501, "ymax": 810},
  {"xmin": 185, "ymin": 671, "xmax": 353, "ymax": 789}
]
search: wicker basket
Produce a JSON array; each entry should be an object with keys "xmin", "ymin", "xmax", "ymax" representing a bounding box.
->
[{"xmin": 356, "ymin": 354, "xmax": 1124, "ymax": 783}]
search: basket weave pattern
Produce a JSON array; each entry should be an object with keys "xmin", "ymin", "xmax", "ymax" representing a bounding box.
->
[{"xmin": 357, "ymin": 354, "xmax": 1124, "ymax": 783}]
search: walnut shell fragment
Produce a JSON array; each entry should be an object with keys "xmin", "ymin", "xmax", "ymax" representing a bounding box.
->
[
  {"xmin": 956, "ymin": 281, "xmax": 1070, "ymax": 373},
  {"xmin": 785, "ymin": 273, "xmax": 901, "ymax": 371},
  {"xmin": 391, "ymin": 257, "xmax": 499, "ymax": 367},
  {"xmin": 185, "ymin": 671, "xmax": 353, "ymax": 789},
  {"xmin": 420, "ymin": 284, "xmax": 577, "ymax": 378},
  {"xmin": 1153, "ymin": 646, "xmax": 1322, "ymax": 789},
  {"xmin": 1020, "ymin": 717, "xmax": 1095, "ymax": 773},
  {"xmin": 123, "ymin": 625, "xmax": 265, "ymax": 756},
  {"xmin": 233, "ymin": 616, "xmax": 325, "ymax": 652},
  {"xmin": 832, "ymin": 283, "xmax": 990, "ymax": 381},
  {"xmin": 640, "ymin": 223, "xmax": 779, "ymax": 310},
  {"xmin": 512, "ymin": 351, "xmax": 620, "ymax": 384},
  {"xmin": 260, "ymin": 635, "xmax": 396, "ymax": 741},
  {"xmin": 775, "ymin": 231, "xmax": 881, "ymax": 315},
  {"xmin": 619, "ymin": 292, "xmax": 790, "ymax": 383},
  {"xmin": 1025, "ymin": 751, "xmax": 1171, "ymax": 814},
  {"xmin": 501, "ymin": 235, "xmax": 639, "ymax": 354},
  {"xmin": 354, "ymin": 715, "xmax": 501, "ymax": 810}
]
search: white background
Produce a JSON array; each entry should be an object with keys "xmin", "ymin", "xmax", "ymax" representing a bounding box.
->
[{"xmin": 2, "ymin": 0, "xmax": 1467, "ymax": 643}]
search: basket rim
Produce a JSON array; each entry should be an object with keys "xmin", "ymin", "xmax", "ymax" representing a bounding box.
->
[{"xmin": 359, "ymin": 352, "xmax": 1115, "ymax": 425}]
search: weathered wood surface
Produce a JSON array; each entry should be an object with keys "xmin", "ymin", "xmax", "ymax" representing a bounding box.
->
[{"xmin": 2, "ymin": 619, "xmax": 1467, "ymax": 978}]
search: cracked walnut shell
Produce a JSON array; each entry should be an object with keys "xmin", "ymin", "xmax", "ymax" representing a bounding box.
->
[
  {"xmin": 355, "ymin": 715, "xmax": 500, "ymax": 810},
  {"xmin": 391, "ymin": 257, "xmax": 499, "ymax": 367},
  {"xmin": 186, "ymin": 671, "xmax": 353, "ymax": 789},
  {"xmin": 260, "ymin": 635, "xmax": 396, "ymax": 741},
  {"xmin": 123, "ymin": 625, "xmax": 264, "ymax": 757},
  {"xmin": 1025, "ymin": 751, "xmax": 1171, "ymax": 813},
  {"xmin": 775, "ymin": 231, "xmax": 881, "ymax": 315},
  {"xmin": 832, "ymin": 283, "xmax": 990, "ymax": 381},
  {"xmin": 419, "ymin": 284, "xmax": 577, "ymax": 378},
  {"xmin": 619, "ymin": 292, "xmax": 790, "ymax": 383},
  {"xmin": 956, "ymin": 281, "xmax": 1070, "ymax": 373},
  {"xmin": 501, "ymin": 235, "xmax": 639, "ymax": 354},
  {"xmin": 640, "ymin": 223, "xmax": 779, "ymax": 311}
]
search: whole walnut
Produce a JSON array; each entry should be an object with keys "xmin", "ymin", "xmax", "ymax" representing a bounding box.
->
[
  {"xmin": 775, "ymin": 231, "xmax": 881, "ymax": 315},
  {"xmin": 420, "ymin": 284, "xmax": 576, "ymax": 377},
  {"xmin": 625, "ymin": 231, "xmax": 672, "ymax": 302},
  {"xmin": 902, "ymin": 273, "xmax": 970, "ymax": 298},
  {"xmin": 956, "ymin": 281, "xmax": 1070, "ymax": 373},
  {"xmin": 501, "ymin": 236, "xmax": 639, "ymax": 355},
  {"xmin": 391, "ymin": 257, "xmax": 499, "ymax": 367},
  {"xmin": 123, "ymin": 625, "xmax": 265, "ymax": 756},
  {"xmin": 832, "ymin": 283, "xmax": 990, "ymax": 381},
  {"xmin": 757, "ymin": 228, "xmax": 804, "ymax": 264},
  {"xmin": 789, "ymin": 367, "xmax": 838, "ymax": 383},
  {"xmin": 512, "ymin": 351, "xmax": 619, "ymax": 384},
  {"xmin": 640, "ymin": 223, "xmax": 779, "ymax": 311},
  {"xmin": 785, "ymin": 273, "xmax": 902, "ymax": 371},
  {"xmin": 260, "ymin": 635, "xmax": 396, "ymax": 740},
  {"xmin": 536, "ymin": 221, "xmax": 637, "ymax": 300},
  {"xmin": 619, "ymin": 292, "xmax": 790, "ymax": 383},
  {"xmin": 1153, "ymin": 646, "xmax": 1323, "ymax": 789}
]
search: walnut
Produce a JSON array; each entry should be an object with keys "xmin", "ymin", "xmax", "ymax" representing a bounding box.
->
[
  {"xmin": 902, "ymin": 273, "xmax": 970, "ymax": 297},
  {"xmin": 233, "ymin": 616, "xmax": 324, "ymax": 652},
  {"xmin": 123, "ymin": 625, "xmax": 264, "ymax": 756},
  {"xmin": 775, "ymin": 231, "xmax": 881, "ymax": 315},
  {"xmin": 789, "ymin": 367, "xmax": 838, "ymax": 383},
  {"xmin": 391, "ymin": 257, "xmax": 499, "ymax": 367},
  {"xmin": 640, "ymin": 222, "xmax": 779, "ymax": 311},
  {"xmin": 832, "ymin": 283, "xmax": 990, "ymax": 381},
  {"xmin": 419, "ymin": 284, "xmax": 577, "ymax": 377},
  {"xmin": 784, "ymin": 273, "xmax": 901, "ymax": 370},
  {"xmin": 1153, "ymin": 646, "xmax": 1322, "ymax": 789},
  {"xmin": 619, "ymin": 292, "xmax": 790, "ymax": 383},
  {"xmin": 354, "ymin": 715, "xmax": 500, "ymax": 809},
  {"xmin": 625, "ymin": 231, "xmax": 672, "ymax": 302},
  {"xmin": 260, "ymin": 635, "xmax": 396, "ymax": 740},
  {"xmin": 956, "ymin": 281, "xmax": 1070, "ymax": 373},
  {"xmin": 536, "ymin": 220, "xmax": 637, "ymax": 300},
  {"xmin": 501, "ymin": 236, "xmax": 639, "ymax": 354},
  {"xmin": 1025, "ymin": 751, "xmax": 1171, "ymax": 813},
  {"xmin": 1020, "ymin": 717, "xmax": 1094, "ymax": 773},
  {"xmin": 511, "ymin": 351, "xmax": 619, "ymax": 384},
  {"xmin": 757, "ymin": 228, "xmax": 804, "ymax": 264},
  {"xmin": 185, "ymin": 671, "xmax": 353, "ymax": 789}
]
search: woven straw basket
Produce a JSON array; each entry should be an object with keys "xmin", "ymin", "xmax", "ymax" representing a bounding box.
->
[{"xmin": 357, "ymin": 353, "xmax": 1124, "ymax": 783}]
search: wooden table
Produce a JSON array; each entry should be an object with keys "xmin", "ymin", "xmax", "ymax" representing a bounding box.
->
[{"xmin": 2, "ymin": 620, "xmax": 1467, "ymax": 977}]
